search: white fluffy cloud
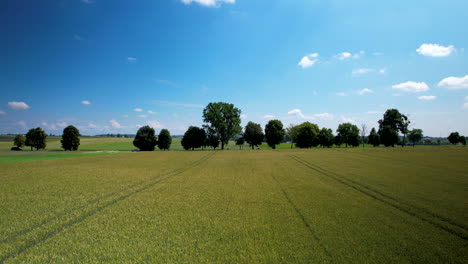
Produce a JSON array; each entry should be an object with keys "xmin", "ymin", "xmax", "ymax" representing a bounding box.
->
[
  {"xmin": 438, "ymin": 75, "xmax": 468, "ymax": 90},
  {"xmin": 335, "ymin": 51, "xmax": 363, "ymax": 60},
  {"xmin": 314, "ymin": 113, "xmax": 334, "ymax": 120},
  {"xmin": 335, "ymin": 92, "xmax": 348, "ymax": 96},
  {"xmin": 181, "ymin": 0, "xmax": 235, "ymax": 7},
  {"xmin": 146, "ymin": 120, "xmax": 163, "ymax": 128},
  {"xmin": 17, "ymin": 121, "xmax": 26, "ymax": 127},
  {"xmin": 134, "ymin": 108, "xmax": 143, "ymax": 112},
  {"xmin": 352, "ymin": 68, "xmax": 374, "ymax": 75},
  {"xmin": 127, "ymin": 57, "xmax": 137, "ymax": 61},
  {"xmin": 392, "ymin": 81, "xmax": 429, "ymax": 92},
  {"xmin": 81, "ymin": 100, "xmax": 91, "ymax": 105},
  {"xmin": 138, "ymin": 114, "xmax": 148, "ymax": 118},
  {"xmin": 287, "ymin": 109, "xmax": 313, "ymax": 119},
  {"xmin": 298, "ymin": 53, "xmax": 319, "ymax": 68},
  {"xmin": 147, "ymin": 110, "xmax": 156, "ymax": 115},
  {"xmin": 8, "ymin": 101, "xmax": 30, "ymax": 110},
  {"xmin": 418, "ymin": 95, "xmax": 436, "ymax": 101},
  {"xmin": 110, "ymin": 119, "xmax": 121, "ymax": 128},
  {"xmin": 357, "ymin": 88, "xmax": 373, "ymax": 95},
  {"xmin": 88, "ymin": 123, "xmax": 97, "ymax": 129},
  {"xmin": 416, "ymin": 43, "xmax": 455, "ymax": 57},
  {"xmin": 263, "ymin": 115, "xmax": 275, "ymax": 119}
]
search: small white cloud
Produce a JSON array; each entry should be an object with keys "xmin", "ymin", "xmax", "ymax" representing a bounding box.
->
[
  {"xmin": 127, "ymin": 57, "xmax": 137, "ymax": 61},
  {"xmin": 464, "ymin": 102, "xmax": 468, "ymax": 109},
  {"xmin": 298, "ymin": 53, "xmax": 319, "ymax": 68},
  {"xmin": 287, "ymin": 109, "xmax": 314, "ymax": 119},
  {"xmin": 314, "ymin": 113, "xmax": 334, "ymax": 120},
  {"xmin": 0, "ymin": 110, "xmax": 5, "ymax": 115},
  {"xmin": 240, "ymin": 114, "xmax": 247, "ymax": 119},
  {"xmin": 110, "ymin": 119, "xmax": 121, "ymax": 128},
  {"xmin": 134, "ymin": 108, "xmax": 143, "ymax": 112},
  {"xmin": 335, "ymin": 92, "xmax": 348, "ymax": 96},
  {"xmin": 352, "ymin": 68, "xmax": 374, "ymax": 75},
  {"xmin": 146, "ymin": 120, "xmax": 163, "ymax": 128},
  {"xmin": 357, "ymin": 88, "xmax": 373, "ymax": 95},
  {"xmin": 379, "ymin": 68, "xmax": 386, "ymax": 74},
  {"xmin": 392, "ymin": 81, "xmax": 429, "ymax": 92},
  {"xmin": 335, "ymin": 51, "xmax": 363, "ymax": 60},
  {"xmin": 438, "ymin": 75, "xmax": 468, "ymax": 90},
  {"xmin": 17, "ymin": 121, "xmax": 26, "ymax": 127},
  {"xmin": 263, "ymin": 115, "xmax": 275, "ymax": 119},
  {"xmin": 366, "ymin": 111, "xmax": 381, "ymax": 114},
  {"xmin": 8, "ymin": 101, "xmax": 30, "ymax": 110},
  {"xmin": 147, "ymin": 110, "xmax": 156, "ymax": 115},
  {"xmin": 57, "ymin": 122, "xmax": 67, "ymax": 128},
  {"xmin": 418, "ymin": 95, "xmax": 436, "ymax": 101},
  {"xmin": 416, "ymin": 43, "xmax": 455, "ymax": 57},
  {"xmin": 339, "ymin": 115, "xmax": 355, "ymax": 123},
  {"xmin": 81, "ymin": 100, "xmax": 91, "ymax": 105},
  {"xmin": 138, "ymin": 114, "xmax": 148, "ymax": 118},
  {"xmin": 181, "ymin": 0, "xmax": 235, "ymax": 7},
  {"xmin": 88, "ymin": 123, "xmax": 97, "ymax": 129}
]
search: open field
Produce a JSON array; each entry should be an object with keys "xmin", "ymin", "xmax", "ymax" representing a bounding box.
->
[{"xmin": 1, "ymin": 146, "xmax": 467, "ymax": 263}]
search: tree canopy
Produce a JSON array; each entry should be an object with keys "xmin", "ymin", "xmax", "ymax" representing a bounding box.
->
[
  {"xmin": 368, "ymin": 128, "xmax": 380, "ymax": 147},
  {"xmin": 408, "ymin": 129, "xmax": 423, "ymax": 147},
  {"xmin": 181, "ymin": 126, "xmax": 206, "ymax": 150},
  {"xmin": 243, "ymin": 121, "xmax": 264, "ymax": 149},
  {"xmin": 448, "ymin": 132, "xmax": 461, "ymax": 145},
  {"xmin": 378, "ymin": 109, "xmax": 409, "ymax": 147},
  {"xmin": 13, "ymin": 134, "xmax": 25, "ymax": 149},
  {"xmin": 133, "ymin": 125, "xmax": 157, "ymax": 151},
  {"xmin": 61, "ymin": 125, "xmax": 80, "ymax": 151},
  {"xmin": 295, "ymin": 122, "xmax": 320, "ymax": 148},
  {"xmin": 157, "ymin": 129, "xmax": 172, "ymax": 150},
  {"xmin": 318, "ymin": 128, "xmax": 334, "ymax": 148},
  {"xmin": 336, "ymin": 123, "xmax": 360, "ymax": 147},
  {"xmin": 202, "ymin": 102, "xmax": 242, "ymax": 150},
  {"xmin": 265, "ymin": 120, "xmax": 285, "ymax": 149},
  {"xmin": 25, "ymin": 127, "xmax": 47, "ymax": 151}
]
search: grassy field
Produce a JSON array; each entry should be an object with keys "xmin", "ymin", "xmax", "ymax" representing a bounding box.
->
[{"xmin": 1, "ymin": 146, "xmax": 467, "ymax": 263}]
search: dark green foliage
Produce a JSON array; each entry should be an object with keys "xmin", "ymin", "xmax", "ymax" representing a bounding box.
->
[
  {"xmin": 334, "ymin": 134, "xmax": 343, "ymax": 147},
  {"xmin": 318, "ymin": 128, "xmax": 334, "ymax": 148},
  {"xmin": 378, "ymin": 109, "xmax": 410, "ymax": 147},
  {"xmin": 265, "ymin": 120, "xmax": 285, "ymax": 149},
  {"xmin": 408, "ymin": 129, "xmax": 423, "ymax": 147},
  {"xmin": 295, "ymin": 122, "xmax": 320, "ymax": 148},
  {"xmin": 447, "ymin": 132, "xmax": 461, "ymax": 145},
  {"xmin": 206, "ymin": 131, "xmax": 220, "ymax": 150},
  {"xmin": 181, "ymin": 126, "xmax": 206, "ymax": 150},
  {"xmin": 368, "ymin": 128, "xmax": 380, "ymax": 147},
  {"xmin": 25, "ymin": 127, "xmax": 47, "ymax": 150},
  {"xmin": 133, "ymin": 125, "xmax": 157, "ymax": 151},
  {"xmin": 157, "ymin": 129, "xmax": 172, "ymax": 150},
  {"xmin": 13, "ymin": 134, "xmax": 25, "ymax": 148},
  {"xmin": 61, "ymin": 125, "xmax": 81, "ymax": 151},
  {"xmin": 202, "ymin": 102, "xmax": 242, "ymax": 150},
  {"xmin": 336, "ymin": 123, "xmax": 360, "ymax": 148},
  {"xmin": 243, "ymin": 121, "xmax": 264, "ymax": 149},
  {"xmin": 235, "ymin": 136, "xmax": 245, "ymax": 150},
  {"xmin": 460, "ymin": 136, "xmax": 467, "ymax": 146}
]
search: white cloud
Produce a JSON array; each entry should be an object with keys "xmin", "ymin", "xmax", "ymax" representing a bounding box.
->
[
  {"xmin": 146, "ymin": 120, "xmax": 163, "ymax": 128},
  {"xmin": 418, "ymin": 95, "xmax": 436, "ymax": 101},
  {"xmin": 298, "ymin": 53, "xmax": 319, "ymax": 68},
  {"xmin": 138, "ymin": 114, "xmax": 148, "ymax": 118},
  {"xmin": 392, "ymin": 81, "xmax": 429, "ymax": 92},
  {"xmin": 263, "ymin": 115, "xmax": 275, "ymax": 119},
  {"xmin": 8, "ymin": 101, "xmax": 30, "ymax": 110},
  {"xmin": 416, "ymin": 43, "xmax": 455, "ymax": 57},
  {"xmin": 147, "ymin": 110, "xmax": 156, "ymax": 115},
  {"xmin": 57, "ymin": 122, "xmax": 67, "ymax": 128},
  {"xmin": 240, "ymin": 114, "xmax": 247, "ymax": 119},
  {"xmin": 352, "ymin": 68, "xmax": 374, "ymax": 75},
  {"xmin": 110, "ymin": 119, "xmax": 121, "ymax": 128},
  {"xmin": 81, "ymin": 100, "xmax": 91, "ymax": 105},
  {"xmin": 17, "ymin": 121, "xmax": 26, "ymax": 127},
  {"xmin": 339, "ymin": 115, "xmax": 355, "ymax": 123},
  {"xmin": 335, "ymin": 92, "xmax": 348, "ymax": 96},
  {"xmin": 181, "ymin": 0, "xmax": 235, "ymax": 7},
  {"xmin": 379, "ymin": 68, "xmax": 386, "ymax": 74},
  {"xmin": 127, "ymin": 57, "xmax": 137, "ymax": 61},
  {"xmin": 464, "ymin": 102, "xmax": 468, "ymax": 109},
  {"xmin": 314, "ymin": 113, "xmax": 334, "ymax": 120},
  {"xmin": 357, "ymin": 88, "xmax": 373, "ymax": 95},
  {"xmin": 366, "ymin": 111, "xmax": 381, "ymax": 114},
  {"xmin": 0, "ymin": 110, "xmax": 5, "ymax": 115},
  {"xmin": 335, "ymin": 51, "xmax": 363, "ymax": 60},
  {"xmin": 134, "ymin": 108, "xmax": 143, "ymax": 112},
  {"xmin": 287, "ymin": 109, "xmax": 314, "ymax": 119},
  {"xmin": 438, "ymin": 75, "xmax": 468, "ymax": 90},
  {"xmin": 88, "ymin": 123, "xmax": 97, "ymax": 129}
]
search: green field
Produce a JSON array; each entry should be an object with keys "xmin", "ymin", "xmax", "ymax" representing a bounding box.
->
[{"xmin": 1, "ymin": 146, "xmax": 467, "ymax": 263}]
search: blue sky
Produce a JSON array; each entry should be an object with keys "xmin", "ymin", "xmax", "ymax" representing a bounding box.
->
[{"xmin": 1, "ymin": 0, "xmax": 467, "ymax": 136}]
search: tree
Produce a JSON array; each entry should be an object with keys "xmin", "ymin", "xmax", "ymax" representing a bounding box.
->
[
  {"xmin": 285, "ymin": 124, "xmax": 299, "ymax": 149},
  {"xmin": 407, "ymin": 129, "xmax": 423, "ymax": 147},
  {"xmin": 202, "ymin": 102, "xmax": 242, "ymax": 150},
  {"xmin": 61, "ymin": 125, "xmax": 81, "ymax": 151},
  {"xmin": 181, "ymin": 126, "xmax": 206, "ymax": 150},
  {"xmin": 243, "ymin": 121, "xmax": 264, "ymax": 149},
  {"xmin": 157, "ymin": 129, "xmax": 172, "ymax": 150},
  {"xmin": 133, "ymin": 125, "xmax": 157, "ymax": 151},
  {"xmin": 378, "ymin": 109, "xmax": 410, "ymax": 147},
  {"xmin": 448, "ymin": 132, "xmax": 461, "ymax": 145},
  {"xmin": 25, "ymin": 127, "xmax": 47, "ymax": 151},
  {"xmin": 460, "ymin": 136, "xmax": 467, "ymax": 146},
  {"xmin": 295, "ymin": 122, "xmax": 320, "ymax": 148},
  {"xmin": 334, "ymin": 134, "xmax": 343, "ymax": 147},
  {"xmin": 264, "ymin": 120, "xmax": 285, "ymax": 149},
  {"xmin": 368, "ymin": 128, "xmax": 380, "ymax": 147},
  {"xmin": 336, "ymin": 123, "xmax": 360, "ymax": 148},
  {"xmin": 205, "ymin": 130, "xmax": 220, "ymax": 150},
  {"xmin": 235, "ymin": 136, "xmax": 245, "ymax": 150},
  {"xmin": 13, "ymin": 134, "xmax": 25, "ymax": 149},
  {"xmin": 360, "ymin": 124, "xmax": 367, "ymax": 148},
  {"xmin": 318, "ymin": 128, "xmax": 334, "ymax": 148}
]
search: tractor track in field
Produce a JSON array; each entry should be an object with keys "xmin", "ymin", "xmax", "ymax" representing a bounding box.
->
[
  {"xmin": 270, "ymin": 174, "xmax": 332, "ymax": 258},
  {"xmin": 289, "ymin": 155, "xmax": 468, "ymax": 242},
  {"xmin": 0, "ymin": 151, "xmax": 216, "ymax": 263}
]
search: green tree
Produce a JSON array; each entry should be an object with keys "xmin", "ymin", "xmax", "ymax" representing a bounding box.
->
[
  {"xmin": 318, "ymin": 128, "xmax": 334, "ymax": 148},
  {"xmin": 447, "ymin": 132, "xmax": 461, "ymax": 145},
  {"xmin": 61, "ymin": 125, "xmax": 81, "ymax": 151},
  {"xmin": 235, "ymin": 136, "xmax": 245, "ymax": 150},
  {"xmin": 243, "ymin": 121, "xmax": 264, "ymax": 149},
  {"xmin": 407, "ymin": 129, "xmax": 423, "ymax": 147},
  {"xmin": 157, "ymin": 129, "xmax": 172, "ymax": 150},
  {"xmin": 378, "ymin": 109, "xmax": 410, "ymax": 147},
  {"xmin": 368, "ymin": 127, "xmax": 380, "ymax": 147},
  {"xmin": 25, "ymin": 127, "xmax": 47, "ymax": 150},
  {"xmin": 13, "ymin": 134, "xmax": 25, "ymax": 149},
  {"xmin": 264, "ymin": 120, "xmax": 285, "ymax": 149},
  {"xmin": 336, "ymin": 123, "xmax": 360, "ymax": 148},
  {"xmin": 295, "ymin": 122, "xmax": 320, "ymax": 148},
  {"xmin": 205, "ymin": 130, "xmax": 220, "ymax": 150},
  {"xmin": 334, "ymin": 134, "xmax": 343, "ymax": 147},
  {"xmin": 202, "ymin": 102, "xmax": 242, "ymax": 150},
  {"xmin": 181, "ymin": 126, "xmax": 206, "ymax": 150},
  {"xmin": 460, "ymin": 136, "xmax": 467, "ymax": 146},
  {"xmin": 285, "ymin": 124, "xmax": 299, "ymax": 149},
  {"xmin": 133, "ymin": 125, "xmax": 157, "ymax": 151}
]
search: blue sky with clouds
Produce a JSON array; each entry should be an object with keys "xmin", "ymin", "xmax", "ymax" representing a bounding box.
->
[{"xmin": 1, "ymin": 0, "xmax": 468, "ymax": 136}]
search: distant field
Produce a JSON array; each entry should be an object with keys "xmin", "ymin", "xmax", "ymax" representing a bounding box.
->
[{"xmin": 1, "ymin": 146, "xmax": 467, "ymax": 263}]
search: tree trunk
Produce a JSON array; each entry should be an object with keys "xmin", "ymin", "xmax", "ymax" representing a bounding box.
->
[{"xmin": 221, "ymin": 142, "xmax": 225, "ymax": 150}]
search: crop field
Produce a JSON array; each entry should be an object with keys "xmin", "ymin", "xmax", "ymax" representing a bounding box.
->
[{"xmin": 1, "ymin": 146, "xmax": 467, "ymax": 263}]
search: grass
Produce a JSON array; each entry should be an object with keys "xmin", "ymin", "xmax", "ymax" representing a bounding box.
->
[{"xmin": 0, "ymin": 146, "xmax": 467, "ymax": 263}]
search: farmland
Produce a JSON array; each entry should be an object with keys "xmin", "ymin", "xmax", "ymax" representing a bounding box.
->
[{"xmin": 1, "ymin": 145, "xmax": 467, "ymax": 263}]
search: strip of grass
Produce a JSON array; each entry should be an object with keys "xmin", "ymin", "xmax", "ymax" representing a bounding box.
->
[{"xmin": 0, "ymin": 152, "xmax": 121, "ymax": 164}]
